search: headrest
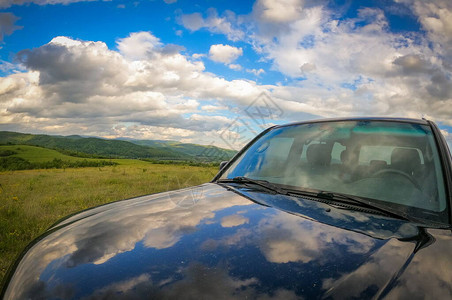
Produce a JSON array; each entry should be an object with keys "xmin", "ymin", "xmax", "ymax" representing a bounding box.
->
[
  {"xmin": 391, "ymin": 148, "xmax": 421, "ymax": 172},
  {"xmin": 307, "ymin": 144, "xmax": 331, "ymax": 166},
  {"xmin": 340, "ymin": 149, "xmax": 350, "ymax": 163}
]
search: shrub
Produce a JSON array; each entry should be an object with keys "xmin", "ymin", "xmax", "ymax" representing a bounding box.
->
[
  {"xmin": 0, "ymin": 150, "xmax": 17, "ymax": 157},
  {"xmin": 0, "ymin": 157, "xmax": 33, "ymax": 170},
  {"xmin": 0, "ymin": 157, "xmax": 117, "ymax": 171}
]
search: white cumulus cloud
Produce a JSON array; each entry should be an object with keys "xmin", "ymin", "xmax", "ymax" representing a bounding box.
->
[
  {"xmin": 179, "ymin": 8, "xmax": 244, "ymax": 41},
  {"xmin": 244, "ymin": 1, "xmax": 452, "ymax": 125},
  {"xmin": 116, "ymin": 31, "xmax": 162, "ymax": 61},
  {"xmin": 209, "ymin": 44, "xmax": 243, "ymax": 64},
  {"xmin": 253, "ymin": 0, "xmax": 305, "ymax": 24},
  {"xmin": 0, "ymin": 32, "xmax": 266, "ymax": 147}
]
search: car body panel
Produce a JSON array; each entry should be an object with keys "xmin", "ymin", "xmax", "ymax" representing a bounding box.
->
[{"xmin": 3, "ymin": 183, "xmax": 452, "ymax": 299}]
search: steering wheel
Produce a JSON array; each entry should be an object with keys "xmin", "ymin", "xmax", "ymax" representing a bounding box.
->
[{"xmin": 371, "ymin": 169, "xmax": 422, "ymax": 190}]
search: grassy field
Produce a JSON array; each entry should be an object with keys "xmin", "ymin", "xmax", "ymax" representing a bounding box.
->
[
  {"xmin": 0, "ymin": 154, "xmax": 218, "ymax": 289},
  {"xmin": 0, "ymin": 145, "xmax": 105, "ymax": 163}
]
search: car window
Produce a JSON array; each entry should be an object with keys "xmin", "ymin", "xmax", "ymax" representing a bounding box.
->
[{"xmin": 221, "ymin": 120, "xmax": 448, "ymax": 223}]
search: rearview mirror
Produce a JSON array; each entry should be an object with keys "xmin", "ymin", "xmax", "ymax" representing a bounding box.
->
[{"xmin": 219, "ymin": 161, "xmax": 229, "ymax": 170}]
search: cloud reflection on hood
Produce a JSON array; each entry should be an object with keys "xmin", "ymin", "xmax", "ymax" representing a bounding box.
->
[
  {"xmin": 4, "ymin": 184, "xmax": 252, "ymax": 299},
  {"xmin": 256, "ymin": 211, "xmax": 377, "ymax": 264},
  {"xmin": 4, "ymin": 183, "xmax": 451, "ymax": 300},
  {"xmin": 80, "ymin": 263, "xmax": 299, "ymax": 300}
]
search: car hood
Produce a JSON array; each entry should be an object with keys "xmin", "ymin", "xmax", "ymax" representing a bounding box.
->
[{"xmin": 3, "ymin": 183, "xmax": 452, "ymax": 299}]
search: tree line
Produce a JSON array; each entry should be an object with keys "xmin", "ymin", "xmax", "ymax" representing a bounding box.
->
[{"xmin": 0, "ymin": 157, "xmax": 117, "ymax": 171}]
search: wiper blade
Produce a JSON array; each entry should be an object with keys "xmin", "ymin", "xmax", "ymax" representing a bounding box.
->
[
  {"xmin": 284, "ymin": 189, "xmax": 449, "ymax": 227},
  {"xmin": 316, "ymin": 191, "xmax": 417, "ymax": 222},
  {"xmin": 323, "ymin": 192, "xmax": 452, "ymax": 228},
  {"xmin": 217, "ymin": 176, "xmax": 288, "ymax": 195},
  {"xmin": 285, "ymin": 188, "xmax": 412, "ymax": 221}
]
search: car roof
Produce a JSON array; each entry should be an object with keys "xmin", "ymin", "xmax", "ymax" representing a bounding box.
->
[{"xmin": 274, "ymin": 117, "xmax": 430, "ymax": 129}]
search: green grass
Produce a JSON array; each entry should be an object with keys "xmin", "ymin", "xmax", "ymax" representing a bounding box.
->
[
  {"xmin": 0, "ymin": 160, "xmax": 218, "ymax": 289},
  {"xmin": 0, "ymin": 145, "xmax": 108, "ymax": 163}
]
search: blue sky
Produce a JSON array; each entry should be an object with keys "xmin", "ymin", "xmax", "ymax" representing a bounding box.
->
[{"xmin": 0, "ymin": 0, "xmax": 452, "ymax": 148}]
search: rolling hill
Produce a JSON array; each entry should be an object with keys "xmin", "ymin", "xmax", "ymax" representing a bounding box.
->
[
  {"xmin": 120, "ymin": 138, "xmax": 237, "ymax": 161},
  {"xmin": 0, "ymin": 145, "xmax": 119, "ymax": 171},
  {"xmin": 0, "ymin": 131, "xmax": 236, "ymax": 161}
]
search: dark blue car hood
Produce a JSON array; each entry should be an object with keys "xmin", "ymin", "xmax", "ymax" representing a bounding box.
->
[{"xmin": 3, "ymin": 183, "xmax": 452, "ymax": 299}]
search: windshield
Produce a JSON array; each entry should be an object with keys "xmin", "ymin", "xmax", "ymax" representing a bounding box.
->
[{"xmin": 220, "ymin": 120, "xmax": 448, "ymax": 223}]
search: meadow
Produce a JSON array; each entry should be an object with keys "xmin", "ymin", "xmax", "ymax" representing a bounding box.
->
[
  {"xmin": 0, "ymin": 145, "xmax": 100, "ymax": 163},
  {"xmin": 0, "ymin": 145, "xmax": 218, "ymax": 289}
]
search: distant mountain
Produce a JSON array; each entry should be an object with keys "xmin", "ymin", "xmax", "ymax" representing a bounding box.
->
[
  {"xmin": 0, "ymin": 131, "xmax": 236, "ymax": 161},
  {"xmin": 120, "ymin": 138, "xmax": 236, "ymax": 161}
]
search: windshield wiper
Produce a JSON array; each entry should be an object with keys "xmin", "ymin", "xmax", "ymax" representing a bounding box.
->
[
  {"xmin": 314, "ymin": 191, "xmax": 413, "ymax": 221},
  {"xmin": 292, "ymin": 189, "xmax": 444, "ymax": 225},
  {"xmin": 217, "ymin": 179, "xmax": 449, "ymax": 227},
  {"xmin": 277, "ymin": 187, "xmax": 410, "ymax": 221},
  {"xmin": 320, "ymin": 192, "xmax": 452, "ymax": 228},
  {"xmin": 217, "ymin": 177, "xmax": 288, "ymax": 195}
]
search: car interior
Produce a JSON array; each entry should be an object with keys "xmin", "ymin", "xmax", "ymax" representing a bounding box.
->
[{"xmin": 231, "ymin": 123, "xmax": 446, "ymax": 213}]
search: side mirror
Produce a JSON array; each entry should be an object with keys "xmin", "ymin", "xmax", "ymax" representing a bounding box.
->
[{"xmin": 219, "ymin": 161, "xmax": 229, "ymax": 170}]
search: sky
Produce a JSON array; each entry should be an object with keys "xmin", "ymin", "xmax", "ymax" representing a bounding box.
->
[{"xmin": 0, "ymin": 0, "xmax": 452, "ymax": 149}]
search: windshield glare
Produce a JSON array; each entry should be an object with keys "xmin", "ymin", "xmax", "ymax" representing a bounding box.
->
[{"xmin": 220, "ymin": 121, "xmax": 448, "ymax": 223}]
